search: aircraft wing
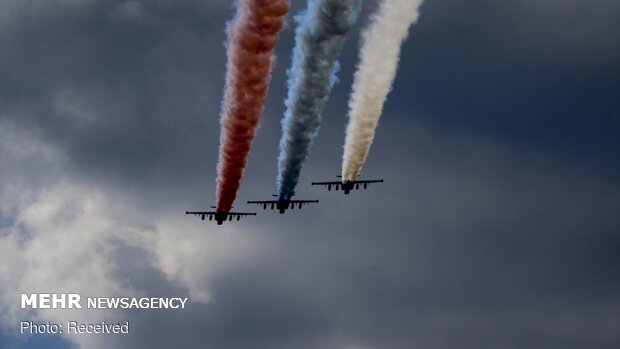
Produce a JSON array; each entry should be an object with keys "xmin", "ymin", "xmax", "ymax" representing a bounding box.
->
[
  {"xmin": 311, "ymin": 179, "xmax": 384, "ymax": 185},
  {"xmin": 247, "ymin": 200, "xmax": 318, "ymax": 204},
  {"xmin": 227, "ymin": 212, "xmax": 257, "ymax": 216},
  {"xmin": 247, "ymin": 199, "xmax": 318, "ymax": 212},
  {"xmin": 310, "ymin": 181, "xmax": 343, "ymax": 192},
  {"xmin": 311, "ymin": 178, "xmax": 384, "ymax": 192},
  {"xmin": 248, "ymin": 192, "xmax": 319, "ymax": 205},
  {"xmin": 247, "ymin": 200, "xmax": 278, "ymax": 205},
  {"xmin": 185, "ymin": 211, "xmax": 257, "ymax": 217},
  {"xmin": 186, "ymin": 210, "xmax": 217, "ymax": 216},
  {"xmin": 353, "ymin": 179, "xmax": 384, "ymax": 184},
  {"xmin": 310, "ymin": 181, "xmax": 341, "ymax": 186}
]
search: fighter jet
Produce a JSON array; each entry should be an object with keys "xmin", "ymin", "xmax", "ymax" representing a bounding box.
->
[
  {"xmin": 312, "ymin": 176, "xmax": 383, "ymax": 195},
  {"xmin": 186, "ymin": 207, "xmax": 256, "ymax": 225},
  {"xmin": 247, "ymin": 195, "xmax": 318, "ymax": 214}
]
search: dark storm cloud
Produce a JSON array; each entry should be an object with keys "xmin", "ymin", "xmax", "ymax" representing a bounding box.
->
[
  {"xmin": 1, "ymin": 0, "xmax": 230, "ymax": 188},
  {"xmin": 397, "ymin": 0, "xmax": 620, "ymax": 168},
  {"xmin": 1, "ymin": 0, "xmax": 619, "ymax": 349}
]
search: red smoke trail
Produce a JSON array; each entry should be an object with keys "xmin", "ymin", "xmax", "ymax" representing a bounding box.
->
[{"xmin": 215, "ymin": 0, "xmax": 289, "ymax": 213}]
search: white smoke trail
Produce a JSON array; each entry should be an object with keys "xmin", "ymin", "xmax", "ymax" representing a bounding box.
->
[{"xmin": 342, "ymin": 0, "xmax": 424, "ymax": 181}]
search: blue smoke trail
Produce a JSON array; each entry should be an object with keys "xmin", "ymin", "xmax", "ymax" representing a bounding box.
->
[{"xmin": 276, "ymin": 0, "xmax": 362, "ymax": 201}]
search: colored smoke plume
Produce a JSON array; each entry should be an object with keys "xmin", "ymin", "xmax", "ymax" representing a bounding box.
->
[
  {"xmin": 216, "ymin": 0, "xmax": 289, "ymax": 212},
  {"xmin": 342, "ymin": 0, "xmax": 423, "ymax": 181},
  {"xmin": 277, "ymin": 0, "xmax": 362, "ymax": 201}
]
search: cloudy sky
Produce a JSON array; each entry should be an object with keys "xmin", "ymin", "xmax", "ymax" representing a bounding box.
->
[{"xmin": 1, "ymin": 0, "xmax": 619, "ymax": 348}]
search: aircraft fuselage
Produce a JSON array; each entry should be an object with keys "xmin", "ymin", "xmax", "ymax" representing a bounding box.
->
[
  {"xmin": 247, "ymin": 197, "xmax": 318, "ymax": 214},
  {"xmin": 341, "ymin": 180, "xmax": 368, "ymax": 194},
  {"xmin": 199, "ymin": 212, "xmax": 237, "ymax": 224}
]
